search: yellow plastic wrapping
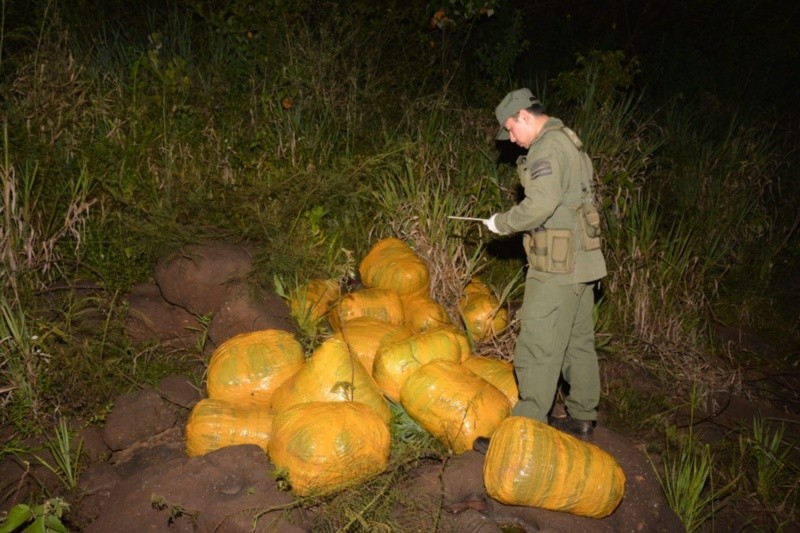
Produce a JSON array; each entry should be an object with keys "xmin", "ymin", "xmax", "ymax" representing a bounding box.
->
[
  {"xmin": 333, "ymin": 317, "xmax": 413, "ymax": 375},
  {"xmin": 185, "ymin": 398, "xmax": 273, "ymax": 457},
  {"xmin": 434, "ymin": 323, "xmax": 473, "ymax": 361},
  {"xmin": 400, "ymin": 360, "xmax": 511, "ymax": 454},
  {"xmin": 269, "ymin": 337, "xmax": 391, "ymax": 424},
  {"xmin": 401, "ymin": 293, "xmax": 451, "ymax": 333},
  {"xmin": 483, "ymin": 417, "xmax": 626, "ymax": 518},
  {"xmin": 328, "ymin": 288, "xmax": 405, "ymax": 332},
  {"xmin": 463, "ymin": 356, "xmax": 519, "ymax": 408},
  {"xmin": 458, "ymin": 278, "xmax": 508, "ymax": 342},
  {"xmin": 372, "ymin": 327, "xmax": 464, "ymax": 402},
  {"xmin": 289, "ymin": 278, "xmax": 340, "ymax": 325},
  {"xmin": 268, "ymin": 401, "xmax": 391, "ymax": 497},
  {"xmin": 358, "ymin": 237, "xmax": 430, "ymax": 297},
  {"xmin": 206, "ymin": 329, "xmax": 305, "ymax": 403}
]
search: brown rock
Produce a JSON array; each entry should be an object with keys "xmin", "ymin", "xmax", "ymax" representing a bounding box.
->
[
  {"xmin": 77, "ymin": 424, "xmax": 112, "ymax": 462},
  {"xmin": 84, "ymin": 445, "xmax": 307, "ymax": 533},
  {"xmin": 158, "ymin": 375, "xmax": 203, "ymax": 410},
  {"xmin": 102, "ymin": 389, "xmax": 177, "ymax": 451},
  {"xmin": 206, "ymin": 282, "xmax": 292, "ymax": 347},
  {"xmin": 153, "ymin": 242, "xmax": 253, "ymax": 315},
  {"xmin": 125, "ymin": 282, "xmax": 199, "ymax": 350}
]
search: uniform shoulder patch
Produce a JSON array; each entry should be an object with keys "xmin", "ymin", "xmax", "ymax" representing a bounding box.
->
[{"xmin": 529, "ymin": 160, "xmax": 552, "ymax": 180}]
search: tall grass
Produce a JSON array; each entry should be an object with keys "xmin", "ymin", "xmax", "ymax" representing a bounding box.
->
[
  {"xmin": 1, "ymin": 123, "xmax": 96, "ymax": 300},
  {"xmin": 1, "ymin": 3, "xmax": 797, "ymax": 527},
  {"xmin": 4, "ymin": 0, "xmax": 784, "ymax": 405},
  {"xmin": 0, "ymin": 296, "xmax": 42, "ymax": 423},
  {"xmin": 745, "ymin": 418, "xmax": 798, "ymax": 509},
  {"xmin": 548, "ymin": 55, "xmax": 786, "ymax": 402}
]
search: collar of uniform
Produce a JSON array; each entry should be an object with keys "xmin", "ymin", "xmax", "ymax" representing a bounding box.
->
[{"xmin": 529, "ymin": 117, "xmax": 564, "ymax": 149}]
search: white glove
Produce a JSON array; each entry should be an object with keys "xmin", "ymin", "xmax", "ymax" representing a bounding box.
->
[{"xmin": 483, "ymin": 214, "xmax": 500, "ymax": 234}]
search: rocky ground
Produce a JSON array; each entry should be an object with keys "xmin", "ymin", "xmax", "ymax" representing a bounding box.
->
[{"xmin": 2, "ymin": 241, "xmax": 798, "ymax": 532}]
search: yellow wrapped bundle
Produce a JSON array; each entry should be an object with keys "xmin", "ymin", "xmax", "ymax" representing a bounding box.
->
[
  {"xmin": 289, "ymin": 278, "xmax": 340, "ymax": 325},
  {"xmin": 270, "ymin": 337, "xmax": 391, "ymax": 424},
  {"xmin": 268, "ymin": 401, "xmax": 391, "ymax": 497},
  {"xmin": 333, "ymin": 317, "xmax": 413, "ymax": 375},
  {"xmin": 359, "ymin": 237, "xmax": 430, "ymax": 297},
  {"xmin": 185, "ymin": 398, "xmax": 273, "ymax": 457},
  {"xmin": 463, "ymin": 356, "xmax": 519, "ymax": 408},
  {"xmin": 373, "ymin": 327, "xmax": 464, "ymax": 402},
  {"xmin": 328, "ymin": 288, "xmax": 405, "ymax": 332},
  {"xmin": 401, "ymin": 293, "xmax": 451, "ymax": 333},
  {"xmin": 434, "ymin": 323, "xmax": 473, "ymax": 361},
  {"xmin": 483, "ymin": 417, "xmax": 626, "ymax": 518},
  {"xmin": 459, "ymin": 278, "xmax": 508, "ymax": 342},
  {"xmin": 400, "ymin": 360, "xmax": 511, "ymax": 454},
  {"xmin": 206, "ymin": 330, "xmax": 304, "ymax": 403}
]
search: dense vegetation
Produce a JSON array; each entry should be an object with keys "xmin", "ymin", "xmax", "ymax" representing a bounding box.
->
[{"xmin": 1, "ymin": 0, "xmax": 798, "ymax": 530}]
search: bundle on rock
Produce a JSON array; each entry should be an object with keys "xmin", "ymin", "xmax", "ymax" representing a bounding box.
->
[
  {"xmin": 206, "ymin": 329, "xmax": 305, "ymax": 403},
  {"xmin": 270, "ymin": 337, "xmax": 391, "ymax": 424},
  {"xmin": 400, "ymin": 360, "xmax": 511, "ymax": 454},
  {"xmin": 463, "ymin": 356, "xmax": 519, "ymax": 408},
  {"xmin": 483, "ymin": 417, "xmax": 626, "ymax": 518},
  {"xmin": 332, "ymin": 317, "xmax": 412, "ymax": 375},
  {"xmin": 268, "ymin": 401, "xmax": 391, "ymax": 497},
  {"xmin": 459, "ymin": 278, "xmax": 508, "ymax": 342},
  {"xmin": 373, "ymin": 327, "xmax": 464, "ymax": 402},
  {"xmin": 359, "ymin": 237, "xmax": 430, "ymax": 297},
  {"xmin": 328, "ymin": 288, "xmax": 404, "ymax": 332},
  {"xmin": 185, "ymin": 398, "xmax": 273, "ymax": 457},
  {"xmin": 289, "ymin": 278, "xmax": 340, "ymax": 326}
]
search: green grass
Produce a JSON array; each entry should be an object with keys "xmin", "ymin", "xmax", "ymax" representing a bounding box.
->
[
  {"xmin": 34, "ymin": 418, "xmax": 83, "ymax": 491},
  {"xmin": 744, "ymin": 418, "xmax": 798, "ymax": 510},
  {"xmin": 1, "ymin": 1, "xmax": 798, "ymax": 529},
  {"xmin": 656, "ymin": 442, "xmax": 726, "ymax": 533}
]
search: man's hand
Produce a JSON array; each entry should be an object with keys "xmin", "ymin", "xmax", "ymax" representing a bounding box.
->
[{"xmin": 483, "ymin": 214, "xmax": 500, "ymax": 234}]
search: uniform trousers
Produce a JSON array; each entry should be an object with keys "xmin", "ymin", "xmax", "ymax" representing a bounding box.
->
[{"xmin": 511, "ymin": 275, "xmax": 600, "ymax": 422}]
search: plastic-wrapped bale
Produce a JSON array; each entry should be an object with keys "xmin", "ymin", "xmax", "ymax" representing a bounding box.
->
[
  {"xmin": 458, "ymin": 278, "xmax": 508, "ymax": 342},
  {"xmin": 328, "ymin": 288, "xmax": 404, "ymax": 332},
  {"xmin": 270, "ymin": 337, "xmax": 391, "ymax": 424},
  {"xmin": 332, "ymin": 317, "xmax": 413, "ymax": 375},
  {"xmin": 359, "ymin": 237, "xmax": 430, "ymax": 297},
  {"xmin": 373, "ymin": 327, "xmax": 464, "ymax": 402},
  {"xmin": 400, "ymin": 360, "xmax": 511, "ymax": 454},
  {"xmin": 463, "ymin": 356, "xmax": 519, "ymax": 408},
  {"xmin": 401, "ymin": 293, "xmax": 451, "ymax": 333},
  {"xmin": 185, "ymin": 398, "xmax": 273, "ymax": 457},
  {"xmin": 206, "ymin": 329, "xmax": 304, "ymax": 403},
  {"xmin": 268, "ymin": 401, "xmax": 391, "ymax": 497},
  {"xmin": 483, "ymin": 417, "xmax": 626, "ymax": 518},
  {"xmin": 433, "ymin": 323, "xmax": 473, "ymax": 361},
  {"xmin": 289, "ymin": 278, "xmax": 339, "ymax": 326}
]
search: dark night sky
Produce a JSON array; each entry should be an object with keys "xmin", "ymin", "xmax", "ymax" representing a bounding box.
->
[{"xmin": 509, "ymin": 0, "xmax": 800, "ymax": 122}]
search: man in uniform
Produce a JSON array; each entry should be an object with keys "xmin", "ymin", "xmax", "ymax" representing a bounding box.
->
[{"xmin": 481, "ymin": 88, "xmax": 607, "ymax": 441}]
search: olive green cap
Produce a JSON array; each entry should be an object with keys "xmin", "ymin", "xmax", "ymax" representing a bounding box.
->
[{"xmin": 494, "ymin": 88, "xmax": 540, "ymax": 140}]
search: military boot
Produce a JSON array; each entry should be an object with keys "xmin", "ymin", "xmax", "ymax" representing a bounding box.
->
[{"xmin": 550, "ymin": 416, "xmax": 594, "ymax": 440}]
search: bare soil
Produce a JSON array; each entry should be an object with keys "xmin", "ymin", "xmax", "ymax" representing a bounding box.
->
[{"xmin": 2, "ymin": 241, "xmax": 798, "ymax": 532}]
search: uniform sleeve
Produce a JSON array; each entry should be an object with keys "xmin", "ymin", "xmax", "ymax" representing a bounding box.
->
[{"xmin": 494, "ymin": 147, "xmax": 564, "ymax": 234}]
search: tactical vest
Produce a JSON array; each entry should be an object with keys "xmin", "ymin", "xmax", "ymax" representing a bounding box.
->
[{"xmin": 519, "ymin": 124, "xmax": 604, "ymax": 279}]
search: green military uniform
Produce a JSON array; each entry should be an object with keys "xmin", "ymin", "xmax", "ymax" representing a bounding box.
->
[{"xmin": 493, "ymin": 117, "xmax": 607, "ymax": 423}]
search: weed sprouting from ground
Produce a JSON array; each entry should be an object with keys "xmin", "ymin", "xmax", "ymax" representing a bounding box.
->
[
  {"xmin": 650, "ymin": 389, "xmax": 738, "ymax": 532},
  {"xmin": 34, "ymin": 417, "xmax": 83, "ymax": 491}
]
